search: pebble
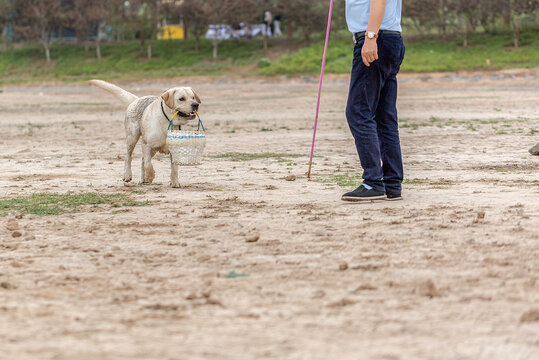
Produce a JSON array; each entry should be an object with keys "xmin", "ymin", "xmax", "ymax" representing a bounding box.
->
[
  {"xmin": 245, "ymin": 234, "xmax": 260, "ymax": 243},
  {"xmin": 6, "ymin": 219, "xmax": 19, "ymax": 231},
  {"xmin": 414, "ymin": 279, "xmax": 440, "ymax": 298},
  {"xmin": 520, "ymin": 309, "xmax": 539, "ymax": 323},
  {"xmin": 0, "ymin": 282, "xmax": 15, "ymax": 290},
  {"xmin": 285, "ymin": 174, "xmax": 297, "ymax": 181},
  {"xmin": 338, "ymin": 261, "xmax": 349, "ymax": 271},
  {"xmin": 529, "ymin": 143, "xmax": 539, "ymax": 156},
  {"xmin": 12, "ymin": 231, "xmax": 22, "ymax": 238}
]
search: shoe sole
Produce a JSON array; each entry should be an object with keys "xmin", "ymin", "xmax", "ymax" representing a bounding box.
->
[
  {"xmin": 341, "ymin": 195, "xmax": 387, "ymax": 202},
  {"xmin": 385, "ymin": 196, "xmax": 403, "ymax": 201}
]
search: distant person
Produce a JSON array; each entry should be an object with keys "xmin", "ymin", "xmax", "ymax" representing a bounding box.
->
[
  {"xmin": 273, "ymin": 14, "xmax": 283, "ymax": 37},
  {"xmin": 264, "ymin": 11, "xmax": 273, "ymax": 37},
  {"xmin": 342, "ymin": 0, "xmax": 405, "ymax": 202}
]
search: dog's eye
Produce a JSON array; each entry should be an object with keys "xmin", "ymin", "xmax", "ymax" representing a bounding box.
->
[{"xmin": 179, "ymin": 97, "xmax": 186, "ymax": 101}]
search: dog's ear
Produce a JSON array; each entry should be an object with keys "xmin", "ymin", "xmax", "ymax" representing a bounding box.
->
[
  {"xmin": 190, "ymin": 88, "xmax": 202, "ymax": 104},
  {"xmin": 161, "ymin": 90, "xmax": 175, "ymax": 109}
]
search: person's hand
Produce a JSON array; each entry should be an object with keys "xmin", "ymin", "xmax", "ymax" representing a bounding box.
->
[{"xmin": 361, "ymin": 38, "xmax": 378, "ymax": 67}]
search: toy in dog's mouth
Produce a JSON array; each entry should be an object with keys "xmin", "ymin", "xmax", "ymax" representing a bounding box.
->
[{"xmin": 176, "ymin": 110, "xmax": 197, "ymax": 120}]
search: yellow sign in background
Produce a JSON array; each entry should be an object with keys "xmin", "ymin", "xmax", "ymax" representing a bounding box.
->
[{"xmin": 158, "ymin": 25, "xmax": 185, "ymax": 40}]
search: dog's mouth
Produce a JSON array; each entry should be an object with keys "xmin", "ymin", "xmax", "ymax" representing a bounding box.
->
[{"xmin": 176, "ymin": 110, "xmax": 197, "ymax": 120}]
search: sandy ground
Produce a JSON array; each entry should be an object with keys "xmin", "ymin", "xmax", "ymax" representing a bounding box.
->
[{"xmin": 1, "ymin": 69, "xmax": 538, "ymax": 360}]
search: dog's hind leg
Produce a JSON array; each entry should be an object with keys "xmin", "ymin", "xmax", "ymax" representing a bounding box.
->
[
  {"xmin": 124, "ymin": 132, "xmax": 140, "ymax": 183},
  {"xmin": 170, "ymin": 156, "xmax": 180, "ymax": 188}
]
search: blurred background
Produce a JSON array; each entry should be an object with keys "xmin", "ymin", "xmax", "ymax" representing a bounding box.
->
[{"xmin": 0, "ymin": 0, "xmax": 537, "ymax": 84}]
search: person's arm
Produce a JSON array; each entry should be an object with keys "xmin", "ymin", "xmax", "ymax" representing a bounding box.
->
[{"xmin": 362, "ymin": 0, "xmax": 386, "ymax": 67}]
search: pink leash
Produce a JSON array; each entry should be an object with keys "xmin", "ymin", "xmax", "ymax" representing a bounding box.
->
[{"xmin": 307, "ymin": 0, "xmax": 334, "ymax": 179}]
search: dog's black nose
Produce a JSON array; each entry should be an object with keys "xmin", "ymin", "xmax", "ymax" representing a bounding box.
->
[{"xmin": 192, "ymin": 102, "xmax": 199, "ymax": 110}]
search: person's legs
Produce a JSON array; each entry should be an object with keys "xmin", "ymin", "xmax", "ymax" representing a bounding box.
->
[
  {"xmin": 376, "ymin": 75, "xmax": 403, "ymax": 195},
  {"xmin": 376, "ymin": 34, "xmax": 405, "ymax": 196},
  {"xmin": 345, "ymin": 41, "xmax": 385, "ymax": 193}
]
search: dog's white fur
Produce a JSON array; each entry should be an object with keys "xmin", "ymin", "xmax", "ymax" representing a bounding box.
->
[{"xmin": 90, "ymin": 80, "xmax": 201, "ymax": 187}]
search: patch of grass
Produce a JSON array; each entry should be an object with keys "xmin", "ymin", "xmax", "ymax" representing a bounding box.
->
[
  {"xmin": 210, "ymin": 152, "xmax": 305, "ymax": 161},
  {"xmin": 315, "ymin": 174, "xmax": 363, "ymax": 187},
  {"xmin": 0, "ymin": 192, "xmax": 149, "ymax": 217},
  {"xmin": 46, "ymin": 102, "xmax": 110, "ymax": 107},
  {"xmin": 400, "ymin": 117, "xmax": 518, "ymax": 130},
  {"xmin": 71, "ymin": 121, "xmax": 85, "ymax": 131}
]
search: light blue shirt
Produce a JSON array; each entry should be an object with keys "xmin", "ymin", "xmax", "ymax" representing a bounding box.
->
[{"xmin": 346, "ymin": 0, "xmax": 402, "ymax": 33}]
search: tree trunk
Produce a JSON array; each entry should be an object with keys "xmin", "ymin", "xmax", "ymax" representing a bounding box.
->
[
  {"xmin": 513, "ymin": 13, "xmax": 521, "ymax": 48},
  {"xmin": 460, "ymin": 14, "xmax": 468, "ymax": 48},
  {"xmin": 195, "ymin": 34, "xmax": 200, "ymax": 52},
  {"xmin": 263, "ymin": 33, "xmax": 268, "ymax": 51},
  {"xmin": 212, "ymin": 40, "xmax": 218, "ymax": 59},
  {"xmin": 96, "ymin": 40, "xmax": 102, "ymax": 60},
  {"xmin": 44, "ymin": 44, "xmax": 51, "ymax": 63},
  {"xmin": 84, "ymin": 39, "xmax": 90, "ymax": 53},
  {"xmin": 148, "ymin": 40, "xmax": 152, "ymax": 60},
  {"xmin": 41, "ymin": 30, "xmax": 51, "ymax": 64}
]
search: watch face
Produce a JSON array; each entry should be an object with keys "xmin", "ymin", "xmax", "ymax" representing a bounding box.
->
[{"xmin": 367, "ymin": 32, "xmax": 375, "ymax": 39}]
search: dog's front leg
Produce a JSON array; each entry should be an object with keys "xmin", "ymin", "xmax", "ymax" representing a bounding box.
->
[
  {"xmin": 170, "ymin": 156, "xmax": 180, "ymax": 188},
  {"xmin": 141, "ymin": 144, "xmax": 156, "ymax": 184}
]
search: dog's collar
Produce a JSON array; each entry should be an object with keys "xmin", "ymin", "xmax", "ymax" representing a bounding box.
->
[
  {"xmin": 161, "ymin": 101, "xmax": 172, "ymax": 122},
  {"xmin": 161, "ymin": 101, "xmax": 181, "ymax": 130}
]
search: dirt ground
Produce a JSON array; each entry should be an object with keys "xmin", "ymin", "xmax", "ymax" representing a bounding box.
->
[{"xmin": 1, "ymin": 69, "xmax": 538, "ymax": 360}]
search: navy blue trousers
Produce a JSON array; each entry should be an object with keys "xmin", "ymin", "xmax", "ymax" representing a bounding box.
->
[{"xmin": 345, "ymin": 33, "xmax": 405, "ymax": 195}]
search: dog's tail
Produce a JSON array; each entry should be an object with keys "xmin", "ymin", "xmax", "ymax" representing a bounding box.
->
[{"xmin": 90, "ymin": 80, "xmax": 139, "ymax": 105}]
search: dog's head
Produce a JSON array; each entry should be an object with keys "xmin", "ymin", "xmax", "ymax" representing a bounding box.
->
[{"xmin": 161, "ymin": 87, "xmax": 202, "ymax": 121}]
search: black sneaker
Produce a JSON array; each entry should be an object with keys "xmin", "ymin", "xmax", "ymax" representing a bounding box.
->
[
  {"xmin": 342, "ymin": 185, "xmax": 386, "ymax": 202},
  {"xmin": 386, "ymin": 193, "xmax": 403, "ymax": 201}
]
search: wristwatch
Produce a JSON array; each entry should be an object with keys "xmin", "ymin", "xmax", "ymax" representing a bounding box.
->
[{"xmin": 365, "ymin": 31, "xmax": 378, "ymax": 39}]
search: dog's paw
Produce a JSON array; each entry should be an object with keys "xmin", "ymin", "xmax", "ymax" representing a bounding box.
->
[
  {"xmin": 123, "ymin": 177, "xmax": 132, "ymax": 183},
  {"xmin": 171, "ymin": 181, "xmax": 181, "ymax": 188}
]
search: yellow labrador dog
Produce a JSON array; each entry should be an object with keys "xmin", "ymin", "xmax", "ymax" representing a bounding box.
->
[{"xmin": 90, "ymin": 80, "xmax": 201, "ymax": 188}]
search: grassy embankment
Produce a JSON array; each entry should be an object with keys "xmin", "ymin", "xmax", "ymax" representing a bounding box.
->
[
  {"xmin": 0, "ymin": 30, "xmax": 537, "ymax": 84},
  {"xmin": 261, "ymin": 30, "xmax": 539, "ymax": 74}
]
